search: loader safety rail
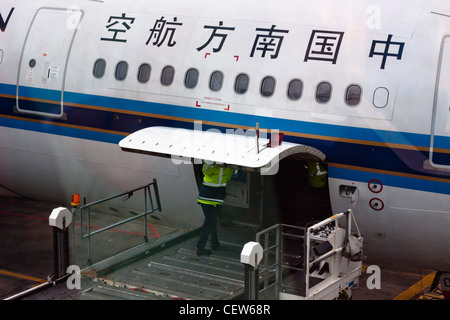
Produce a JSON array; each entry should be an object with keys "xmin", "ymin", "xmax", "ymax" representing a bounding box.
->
[
  {"xmin": 252, "ymin": 209, "xmax": 363, "ymax": 300},
  {"xmin": 78, "ymin": 179, "xmax": 162, "ymax": 264}
]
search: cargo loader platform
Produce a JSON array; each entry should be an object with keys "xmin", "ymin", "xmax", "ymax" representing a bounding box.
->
[
  {"xmin": 19, "ymin": 225, "xmax": 254, "ymax": 300},
  {"xmin": 76, "ymin": 226, "xmax": 254, "ymax": 300}
]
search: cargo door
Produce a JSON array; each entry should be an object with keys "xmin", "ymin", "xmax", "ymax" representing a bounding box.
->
[
  {"xmin": 430, "ymin": 36, "xmax": 450, "ymax": 169},
  {"xmin": 16, "ymin": 7, "xmax": 83, "ymax": 117},
  {"xmin": 119, "ymin": 126, "xmax": 326, "ymax": 173}
]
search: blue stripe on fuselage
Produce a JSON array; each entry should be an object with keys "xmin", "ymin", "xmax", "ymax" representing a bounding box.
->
[
  {"xmin": 329, "ymin": 165, "xmax": 450, "ymax": 195},
  {"xmin": 2, "ymin": 83, "xmax": 436, "ymax": 149},
  {"xmin": 1, "ymin": 83, "xmax": 450, "ymax": 193}
]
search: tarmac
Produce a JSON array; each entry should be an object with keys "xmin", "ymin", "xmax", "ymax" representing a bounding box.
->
[{"xmin": 0, "ymin": 195, "xmax": 444, "ymax": 301}]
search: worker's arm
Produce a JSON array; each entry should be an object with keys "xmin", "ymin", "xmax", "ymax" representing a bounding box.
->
[{"xmin": 202, "ymin": 163, "xmax": 216, "ymax": 175}]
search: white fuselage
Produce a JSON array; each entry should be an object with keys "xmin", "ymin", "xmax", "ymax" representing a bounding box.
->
[{"xmin": 0, "ymin": 0, "xmax": 449, "ymax": 271}]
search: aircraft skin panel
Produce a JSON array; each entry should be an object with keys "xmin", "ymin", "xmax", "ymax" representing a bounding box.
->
[
  {"xmin": 330, "ymin": 177, "xmax": 450, "ymax": 271},
  {"xmin": 329, "ymin": 163, "xmax": 450, "ymax": 196},
  {"xmin": 0, "ymin": 126, "xmax": 204, "ymax": 229}
]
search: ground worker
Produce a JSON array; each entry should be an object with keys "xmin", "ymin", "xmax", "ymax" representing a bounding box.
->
[
  {"xmin": 306, "ymin": 161, "xmax": 327, "ymax": 188},
  {"xmin": 196, "ymin": 163, "xmax": 234, "ymax": 256}
]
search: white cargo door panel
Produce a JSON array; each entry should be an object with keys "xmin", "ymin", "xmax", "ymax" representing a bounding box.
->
[{"xmin": 119, "ymin": 126, "xmax": 325, "ymax": 172}]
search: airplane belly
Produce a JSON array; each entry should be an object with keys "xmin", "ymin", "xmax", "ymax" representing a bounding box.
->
[
  {"xmin": 388, "ymin": 206, "xmax": 450, "ymax": 270},
  {"xmin": 0, "ymin": 126, "xmax": 204, "ymax": 229},
  {"xmin": 329, "ymin": 177, "xmax": 450, "ymax": 271}
]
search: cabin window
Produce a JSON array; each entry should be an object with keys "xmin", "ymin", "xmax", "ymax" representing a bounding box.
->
[
  {"xmin": 345, "ymin": 84, "xmax": 362, "ymax": 106},
  {"xmin": 288, "ymin": 79, "xmax": 303, "ymax": 100},
  {"xmin": 209, "ymin": 71, "xmax": 224, "ymax": 91},
  {"xmin": 185, "ymin": 68, "xmax": 199, "ymax": 88},
  {"xmin": 261, "ymin": 76, "xmax": 276, "ymax": 97},
  {"xmin": 316, "ymin": 81, "xmax": 332, "ymax": 103},
  {"xmin": 235, "ymin": 73, "xmax": 249, "ymax": 94},
  {"xmin": 161, "ymin": 66, "xmax": 175, "ymax": 85},
  {"xmin": 373, "ymin": 87, "xmax": 389, "ymax": 108},
  {"xmin": 93, "ymin": 58, "xmax": 106, "ymax": 78},
  {"xmin": 115, "ymin": 61, "xmax": 128, "ymax": 81},
  {"xmin": 137, "ymin": 63, "xmax": 151, "ymax": 83}
]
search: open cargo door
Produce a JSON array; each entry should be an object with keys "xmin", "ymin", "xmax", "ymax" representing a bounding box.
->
[{"xmin": 119, "ymin": 126, "xmax": 325, "ymax": 174}]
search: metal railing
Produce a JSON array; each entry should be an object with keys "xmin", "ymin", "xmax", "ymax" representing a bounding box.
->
[
  {"xmin": 78, "ymin": 179, "xmax": 161, "ymax": 264},
  {"xmin": 304, "ymin": 210, "xmax": 352, "ymax": 297},
  {"xmin": 255, "ymin": 210, "xmax": 357, "ymax": 299},
  {"xmin": 256, "ymin": 223, "xmax": 306, "ymax": 299}
]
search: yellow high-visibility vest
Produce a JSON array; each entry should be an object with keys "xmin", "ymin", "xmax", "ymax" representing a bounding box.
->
[
  {"xmin": 307, "ymin": 161, "xmax": 327, "ymax": 188},
  {"xmin": 198, "ymin": 164, "xmax": 234, "ymax": 206},
  {"xmin": 202, "ymin": 164, "xmax": 234, "ymax": 187}
]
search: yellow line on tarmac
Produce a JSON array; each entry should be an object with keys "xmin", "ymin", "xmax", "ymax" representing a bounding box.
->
[
  {"xmin": 0, "ymin": 269, "xmax": 46, "ymax": 284},
  {"xmin": 393, "ymin": 271, "xmax": 436, "ymax": 300}
]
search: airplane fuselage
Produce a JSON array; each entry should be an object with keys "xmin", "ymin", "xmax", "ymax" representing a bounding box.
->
[{"xmin": 0, "ymin": 0, "xmax": 449, "ymax": 272}]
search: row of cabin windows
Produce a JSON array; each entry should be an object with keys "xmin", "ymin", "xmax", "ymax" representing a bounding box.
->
[{"xmin": 93, "ymin": 59, "xmax": 363, "ymax": 106}]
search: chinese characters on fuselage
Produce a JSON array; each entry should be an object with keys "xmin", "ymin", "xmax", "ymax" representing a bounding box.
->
[
  {"xmin": 250, "ymin": 25, "xmax": 289, "ymax": 59},
  {"xmin": 99, "ymin": 13, "xmax": 405, "ymax": 69},
  {"xmin": 100, "ymin": 13, "xmax": 135, "ymax": 43},
  {"xmin": 304, "ymin": 30, "xmax": 344, "ymax": 64},
  {"xmin": 146, "ymin": 16, "xmax": 183, "ymax": 47},
  {"xmin": 369, "ymin": 34, "xmax": 405, "ymax": 69}
]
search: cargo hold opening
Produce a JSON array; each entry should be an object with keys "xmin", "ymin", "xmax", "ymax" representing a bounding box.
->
[
  {"xmin": 206, "ymin": 156, "xmax": 332, "ymax": 230},
  {"xmin": 119, "ymin": 126, "xmax": 330, "ymax": 229}
]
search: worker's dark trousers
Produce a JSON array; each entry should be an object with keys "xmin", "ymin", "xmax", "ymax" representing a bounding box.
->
[{"xmin": 197, "ymin": 203, "xmax": 220, "ymax": 250}]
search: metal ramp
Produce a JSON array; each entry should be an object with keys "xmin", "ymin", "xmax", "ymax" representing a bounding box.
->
[
  {"xmin": 75, "ymin": 226, "xmax": 254, "ymax": 300},
  {"xmin": 11, "ymin": 179, "xmax": 255, "ymax": 301}
]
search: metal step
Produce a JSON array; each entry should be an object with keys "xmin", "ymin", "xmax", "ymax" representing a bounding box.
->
[
  {"xmin": 97, "ymin": 247, "xmax": 245, "ymax": 300},
  {"xmin": 161, "ymin": 248, "xmax": 244, "ymax": 278},
  {"xmin": 146, "ymin": 248, "xmax": 244, "ymax": 299},
  {"xmin": 74, "ymin": 226, "xmax": 255, "ymax": 300}
]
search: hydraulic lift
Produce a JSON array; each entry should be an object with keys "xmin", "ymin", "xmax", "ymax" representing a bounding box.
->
[{"xmin": 241, "ymin": 209, "xmax": 364, "ymax": 300}]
